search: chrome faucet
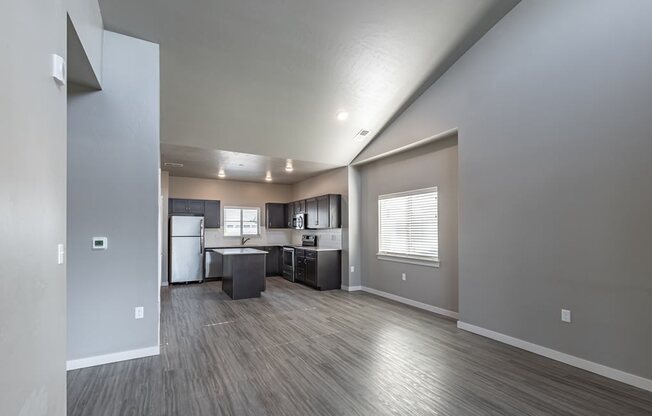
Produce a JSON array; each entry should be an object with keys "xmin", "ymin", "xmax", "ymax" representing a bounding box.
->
[{"xmin": 241, "ymin": 237, "xmax": 251, "ymax": 246}]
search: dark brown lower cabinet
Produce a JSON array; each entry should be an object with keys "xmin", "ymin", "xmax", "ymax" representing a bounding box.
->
[
  {"xmin": 295, "ymin": 249, "xmax": 340, "ymax": 290},
  {"xmin": 264, "ymin": 246, "xmax": 282, "ymax": 276}
]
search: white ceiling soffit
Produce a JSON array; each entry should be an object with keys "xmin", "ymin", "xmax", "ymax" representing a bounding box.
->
[
  {"xmin": 161, "ymin": 144, "xmax": 341, "ymax": 184},
  {"xmin": 100, "ymin": 0, "xmax": 520, "ymax": 166}
]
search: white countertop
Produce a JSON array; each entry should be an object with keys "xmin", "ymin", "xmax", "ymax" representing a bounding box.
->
[{"xmin": 211, "ymin": 248, "xmax": 268, "ymax": 255}]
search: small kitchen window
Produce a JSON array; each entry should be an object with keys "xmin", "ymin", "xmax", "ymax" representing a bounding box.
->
[
  {"xmin": 377, "ymin": 187, "xmax": 439, "ymax": 267},
  {"xmin": 223, "ymin": 207, "xmax": 260, "ymax": 237}
]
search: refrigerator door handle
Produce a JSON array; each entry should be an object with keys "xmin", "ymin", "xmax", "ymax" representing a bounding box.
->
[{"xmin": 200, "ymin": 218, "xmax": 204, "ymax": 255}]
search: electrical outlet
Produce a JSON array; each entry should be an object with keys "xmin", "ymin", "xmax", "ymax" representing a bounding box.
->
[
  {"xmin": 135, "ymin": 306, "xmax": 144, "ymax": 320},
  {"xmin": 350, "ymin": 266, "xmax": 355, "ymax": 273},
  {"xmin": 561, "ymin": 309, "xmax": 571, "ymax": 323},
  {"xmin": 401, "ymin": 273, "xmax": 406, "ymax": 281}
]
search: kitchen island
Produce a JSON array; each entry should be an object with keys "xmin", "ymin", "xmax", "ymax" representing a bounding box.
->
[{"xmin": 211, "ymin": 248, "xmax": 268, "ymax": 300}]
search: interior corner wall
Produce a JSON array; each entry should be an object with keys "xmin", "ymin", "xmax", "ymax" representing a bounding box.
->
[
  {"xmin": 353, "ymin": 1, "xmax": 652, "ymax": 381},
  {"xmin": 345, "ymin": 166, "xmax": 362, "ymax": 288},
  {"xmin": 0, "ymin": 2, "xmax": 67, "ymax": 414},
  {"xmin": 67, "ymin": 31, "xmax": 160, "ymax": 363},
  {"xmin": 359, "ymin": 138, "xmax": 459, "ymax": 313}
]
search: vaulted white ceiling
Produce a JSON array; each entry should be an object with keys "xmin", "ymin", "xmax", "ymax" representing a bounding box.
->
[{"xmin": 99, "ymin": 0, "xmax": 519, "ymax": 168}]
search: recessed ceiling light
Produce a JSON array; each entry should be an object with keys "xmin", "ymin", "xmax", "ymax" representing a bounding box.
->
[
  {"xmin": 285, "ymin": 160, "xmax": 294, "ymax": 172},
  {"xmin": 265, "ymin": 171, "xmax": 272, "ymax": 182},
  {"xmin": 218, "ymin": 168, "xmax": 226, "ymax": 178},
  {"xmin": 164, "ymin": 162, "xmax": 184, "ymax": 168},
  {"xmin": 335, "ymin": 111, "xmax": 349, "ymax": 121}
]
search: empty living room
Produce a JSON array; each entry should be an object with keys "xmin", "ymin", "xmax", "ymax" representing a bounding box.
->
[{"xmin": 2, "ymin": 1, "xmax": 652, "ymax": 415}]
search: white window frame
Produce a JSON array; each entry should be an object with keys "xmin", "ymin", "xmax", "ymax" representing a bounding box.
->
[
  {"xmin": 223, "ymin": 206, "xmax": 261, "ymax": 237},
  {"xmin": 377, "ymin": 186, "xmax": 439, "ymax": 267}
]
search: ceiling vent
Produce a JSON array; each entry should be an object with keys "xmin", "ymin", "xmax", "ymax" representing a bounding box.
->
[
  {"xmin": 353, "ymin": 129, "xmax": 370, "ymax": 142},
  {"xmin": 164, "ymin": 162, "xmax": 184, "ymax": 168}
]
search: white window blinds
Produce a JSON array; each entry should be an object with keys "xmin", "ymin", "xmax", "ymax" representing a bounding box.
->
[{"xmin": 378, "ymin": 187, "xmax": 438, "ymax": 265}]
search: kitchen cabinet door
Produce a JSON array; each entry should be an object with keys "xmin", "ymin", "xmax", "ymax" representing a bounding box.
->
[
  {"xmin": 187, "ymin": 199, "xmax": 205, "ymax": 215},
  {"xmin": 265, "ymin": 203, "xmax": 287, "ymax": 229},
  {"xmin": 170, "ymin": 198, "xmax": 188, "ymax": 214},
  {"xmin": 294, "ymin": 200, "xmax": 305, "ymax": 214},
  {"xmin": 328, "ymin": 194, "xmax": 341, "ymax": 228},
  {"xmin": 306, "ymin": 198, "xmax": 318, "ymax": 229},
  {"xmin": 285, "ymin": 203, "xmax": 295, "ymax": 228},
  {"xmin": 316, "ymin": 195, "xmax": 330, "ymax": 229},
  {"xmin": 304, "ymin": 257, "xmax": 317, "ymax": 286},
  {"xmin": 204, "ymin": 200, "xmax": 220, "ymax": 228},
  {"xmin": 264, "ymin": 247, "xmax": 277, "ymax": 276}
]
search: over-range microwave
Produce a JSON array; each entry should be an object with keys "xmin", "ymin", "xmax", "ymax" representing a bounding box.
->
[{"xmin": 294, "ymin": 213, "xmax": 306, "ymax": 230}]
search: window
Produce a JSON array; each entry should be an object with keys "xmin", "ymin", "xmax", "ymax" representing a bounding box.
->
[
  {"xmin": 223, "ymin": 207, "xmax": 260, "ymax": 237},
  {"xmin": 378, "ymin": 187, "xmax": 439, "ymax": 267}
]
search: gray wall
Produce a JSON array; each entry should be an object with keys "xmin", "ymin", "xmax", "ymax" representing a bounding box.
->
[
  {"xmin": 67, "ymin": 31, "xmax": 160, "ymax": 361},
  {"xmin": 67, "ymin": 0, "xmax": 104, "ymax": 85},
  {"xmin": 0, "ymin": 1, "xmax": 68, "ymax": 414},
  {"xmin": 354, "ymin": 1, "xmax": 652, "ymax": 379},
  {"xmin": 359, "ymin": 138, "xmax": 458, "ymax": 312}
]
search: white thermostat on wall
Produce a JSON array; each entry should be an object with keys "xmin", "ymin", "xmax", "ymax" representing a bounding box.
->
[{"xmin": 92, "ymin": 237, "xmax": 108, "ymax": 250}]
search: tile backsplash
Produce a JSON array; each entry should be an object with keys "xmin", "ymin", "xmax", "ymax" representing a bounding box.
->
[
  {"xmin": 292, "ymin": 228, "xmax": 342, "ymax": 249},
  {"xmin": 204, "ymin": 227, "xmax": 342, "ymax": 249},
  {"xmin": 205, "ymin": 227, "xmax": 292, "ymax": 248}
]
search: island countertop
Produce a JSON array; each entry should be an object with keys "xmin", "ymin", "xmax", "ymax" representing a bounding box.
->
[{"xmin": 210, "ymin": 248, "xmax": 268, "ymax": 256}]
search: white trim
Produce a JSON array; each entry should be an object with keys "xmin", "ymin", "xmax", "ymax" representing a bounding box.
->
[
  {"xmin": 352, "ymin": 128, "xmax": 458, "ymax": 166},
  {"xmin": 341, "ymin": 285, "xmax": 363, "ymax": 291},
  {"xmin": 66, "ymin": 346, "xmax": 160, "ymax": 371},
  {"xmin": 377, "ymin": 254, "xmax": 440, "ymax": 268},
  {"xmin": 378, "ymin": 186, "xmax": 438, "ymax": 201},
  {"xmin": 361, "ymin": 286, "xmax": 458, "ymax": 320},
  {"xmin": 457, "ymin": 321, "xmax": 652, "ymax": 393}
]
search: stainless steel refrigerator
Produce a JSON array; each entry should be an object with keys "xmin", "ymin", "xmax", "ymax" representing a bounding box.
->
[{"xmin": 170, "ymin": 216, "xmax": 204, "ymax": 283}]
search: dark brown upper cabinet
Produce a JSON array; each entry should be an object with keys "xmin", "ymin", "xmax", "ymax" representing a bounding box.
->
[
  {"xmin": 169, "ymin": 198, "xmax": 220, "ymax": 228},
  {"xmin": 264, "ymin": 194, "xmax": 341, "ymax": 229},
  {"xmin": 305, "ymin": 198, "xmax": 318, "ymax": 229},
  {"xmin": 265, "ymin": 203, "xmax": 287, "ymax": 229},
  {"xmin": 203, "ymin": 200, "xmax": 220, "ymax": 228}
]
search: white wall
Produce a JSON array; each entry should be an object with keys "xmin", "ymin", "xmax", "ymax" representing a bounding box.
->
[
  {"xmin": 354, "ymin": 1, "xmax": 652, "ymax": 382},
  {"xmin": 67, "ymin": 31, "xmax": 160, "ymax": 364},
  {"xmin": 0, "ymin": 1, "xmax": 68, "ymax": 414}
]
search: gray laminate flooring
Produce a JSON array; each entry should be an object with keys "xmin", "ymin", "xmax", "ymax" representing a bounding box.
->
[{"xmin": 68, "ymin": 277, "xmax": 652, "ymax": 416}]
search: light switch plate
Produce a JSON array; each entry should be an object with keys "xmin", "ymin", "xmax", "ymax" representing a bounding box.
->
[
  {"xmin": 135, "ymin": 307, "xmax": 144, "ymax": 319},
  {"xmin": 57, "ymin": 244, "xmax": 65, "ymax": 265},
  {"xmin": 561, "ymin": 309, "xmax": 571, "ymax": 323}
]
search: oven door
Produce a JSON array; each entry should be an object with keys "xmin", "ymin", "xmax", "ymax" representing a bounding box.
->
[{"xmin": 282, "ymin": 247, "xmax": 295, "ymax": 281}]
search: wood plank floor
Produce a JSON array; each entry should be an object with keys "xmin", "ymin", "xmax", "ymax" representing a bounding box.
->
[{"xmin": 68, "ymin": 277, "xmax": 652, "ymax": 416}]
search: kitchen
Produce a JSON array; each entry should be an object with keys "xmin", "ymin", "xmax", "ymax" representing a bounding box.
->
[{"xmin": 162, "ymin": 151, "xmax": 348, "ymax": 300}]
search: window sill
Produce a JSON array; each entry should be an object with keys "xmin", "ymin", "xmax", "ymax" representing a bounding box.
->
[{"xmin": 376, "ymin": 254, "xmax": 440, "ymax": 268}]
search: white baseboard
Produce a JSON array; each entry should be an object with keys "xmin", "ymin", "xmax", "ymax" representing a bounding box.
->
[
  {"xmin": 457, "ymin": 321, "xmax": 652, "ymax": 393},
  {"xmin": 66, "ymin": 345, "xmax": 160, "ymax": 371},
  {"xmin": 360, "ymin": 286, "xmax": 459, "ymax": 320},
  {"xmin": 341, "ymin": 285, "xmax": 362, "ymax": 291}
]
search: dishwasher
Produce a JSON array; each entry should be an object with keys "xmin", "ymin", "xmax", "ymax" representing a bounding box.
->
[{"xmin": 204, "ymin": 249, "xmax": 223, "ymax": 280}]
